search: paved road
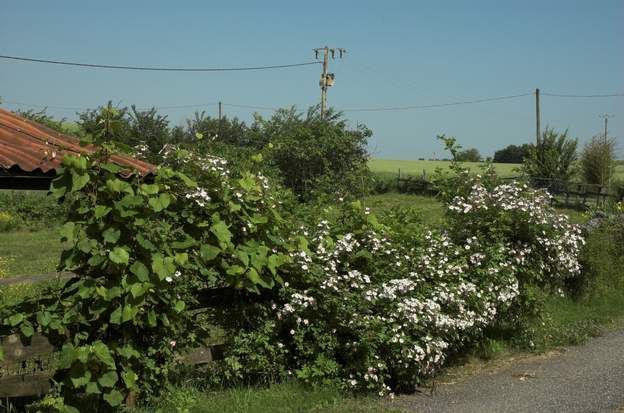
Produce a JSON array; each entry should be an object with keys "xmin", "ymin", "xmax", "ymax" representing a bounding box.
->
[{"xmin": 398, "ymin": 330, "xmax": 624, "ymax": 413}]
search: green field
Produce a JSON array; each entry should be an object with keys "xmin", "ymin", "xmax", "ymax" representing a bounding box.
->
[
  {"xmin": 369, "ymin": 159, "xmax": 522, "ymax": 178},
  {"xmin": 369, "ymin": 159, "xmax": 624, "ymax": 181}
]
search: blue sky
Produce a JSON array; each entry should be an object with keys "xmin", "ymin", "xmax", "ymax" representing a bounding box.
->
[{"xmin": 1, "ymin": 0, "xmax": 622, "ymax": 158}]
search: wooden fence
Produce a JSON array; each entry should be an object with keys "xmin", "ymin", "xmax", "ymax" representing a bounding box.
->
[
  {"xmin": 0, "ymin": 273, "xmax": 225, "ymax": 400},
  {"xmin": 395, "ymin": 170, "xmax": 624, "ymax": 207}
]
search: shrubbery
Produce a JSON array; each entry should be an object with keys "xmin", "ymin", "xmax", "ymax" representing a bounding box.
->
[{"xmin": 215, "ymin": 166, "xmax": 584, "ymax": 396}]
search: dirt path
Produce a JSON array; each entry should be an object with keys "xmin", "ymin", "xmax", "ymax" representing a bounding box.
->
[{"xmin": 398, "ymin": 330, "xmax": 624, "ymax": 413}]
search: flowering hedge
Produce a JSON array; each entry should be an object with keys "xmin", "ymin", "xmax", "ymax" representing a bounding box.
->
[{"xmin": 219, "ymin": 182, "xmax": 584, "ymax": 396}]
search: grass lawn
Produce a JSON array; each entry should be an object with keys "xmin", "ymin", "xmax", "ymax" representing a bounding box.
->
[
  {"xmin": 370, "ymin": 158, "xmax": 624, "ymax": 182},
  {"xmin": 369, "ymin": 159, "xmax": 521, "ymax": 178},
  {"xmin": 0, "ymin": 227, "xmax": 62, "ymax": 277},
  {"xmin": 363, "ymin": 192, "xmax": 587, "ymax": 225},
  {"xmin": 134, "ymin": 381, "xmax": 407, "ymax": 413}
]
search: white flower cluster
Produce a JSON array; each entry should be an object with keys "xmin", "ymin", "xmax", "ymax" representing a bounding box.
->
[
  {"xmin": 448, "ymin": 182, "xmax": 584, "ymax": 280},
  {"xmin": 185, "ymin": 187, "xmax": 211, "ymax": 208}
]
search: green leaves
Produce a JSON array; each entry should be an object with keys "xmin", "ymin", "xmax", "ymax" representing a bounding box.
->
[
  {"xmin": 130, "ymin": 261, "xmax": 149, "ymax": 282},
  {"xmin": 148, "ymin": 193, "xmax": 171, "ymax": 212},
  {"xmin": 102, "ymin": 228, "xmax": 121, "ymax": 244},
  {"xmin": 109, "ymin": 247, "xmax": 130, "ymax": 264},
  {"xmin": 103, "ymin": 389, "xmax": 124, "ymax": 406},
  {"xmin": 200, "ymin": 244, "xmax": 221, "ymax": 262},
  {"xmin": 210, "ymin": 219, "xmax": 232, "ymax": 248},
  {"xmin": 151, "ymin": 254, "xmax": 176, "ymax": 280}
]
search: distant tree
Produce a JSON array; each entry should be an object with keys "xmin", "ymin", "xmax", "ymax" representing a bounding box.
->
[
  {"xmin": 523, "ymin": 127, "xmax": 578, "ymax": 181},
  {"xmin": 16, "ymin": 109, "xmax": 76, "ymax": 135},
  {"xmin": 581, "ymin": 134, "xmax": 616, "ymax": 186},
  {"xmin": 186, "ymin": 111, "xmax": 250, "ymax": 147},
  {"xmin": 493, "ymin": 144, "xmax": 531, "ymax": 164},
  {"xmin": 455, "ymin": 148, "xmax": 482, "ymax": 162}
]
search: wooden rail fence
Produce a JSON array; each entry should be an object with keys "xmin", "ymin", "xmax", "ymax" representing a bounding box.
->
[
  {"xmin": 0, "ymin": 272, "xmax": 225, "ymax": 399},
  {"xmin": 395, "ymin": 170, "xmax": 624, "ymax": 206}
]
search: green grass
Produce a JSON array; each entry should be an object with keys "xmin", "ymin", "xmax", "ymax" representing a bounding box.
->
[
  {"xmin": 134, "ymin": 382, "xmax": 407, "ymax": 413},
  {"xmin": 0, "ymin": 227, "xmax": 62, "ymax": 276},
  {"xmin": 369, "ymin": 159, "xmax": 521, "ymax": 178},
  {"xmin": 363, "ymin": 192, "xmax": 586, "ymax": 226},
  {"xmin": 363, "ymin": 193, "xmax": 445, "ymax": 226},
  {"xmin": 369, "ymin": 158, "xmax": 624, "ymax": 181}
]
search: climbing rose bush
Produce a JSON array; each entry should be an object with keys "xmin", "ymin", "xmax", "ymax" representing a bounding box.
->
[{"xmin": 221, "ymin": 181, "xmax": 584, "ymax": 396}]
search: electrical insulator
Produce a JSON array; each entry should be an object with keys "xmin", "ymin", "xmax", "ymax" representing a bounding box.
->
[{"xmin": 326, "ymin": 73, "xmax": 335, "ymax": 87}]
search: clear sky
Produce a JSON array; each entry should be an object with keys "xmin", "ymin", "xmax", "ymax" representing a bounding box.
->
[{"xmin": 1, "ymin": 0, "xmax": 622, "ymax": 159}]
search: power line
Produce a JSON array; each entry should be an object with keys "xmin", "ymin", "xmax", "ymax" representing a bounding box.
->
[
  {"xmin": 541, "ymin": 92, "xmax": 624, "ymax": 98},
  {"xmin": 221, "ymin": 103, "xmax": 282, "ymax": 111},
  {"xmin": 341, "ymin": 93, "xmax": 533, "ymax": 112},
  {"xmin": 0, "ymin": 54, "xmax": 321, "ymax": 72},
  {"xmin": 2, "ymin": 100, "xmax": 219, "ymax": 112}
]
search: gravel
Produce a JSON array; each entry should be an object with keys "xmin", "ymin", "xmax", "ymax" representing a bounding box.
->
[{"xmin": 398, "ymin": 330, "xmax": 624, "ymax": 413}]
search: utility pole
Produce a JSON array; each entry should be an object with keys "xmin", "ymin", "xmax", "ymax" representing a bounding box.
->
[
  {"xmin": 599, "ymin": 114, "xmax": 613, "ymax": 144},
  {"xmin": 218, "ymin": 101, "xmax": 222, "ymax": 137},
  {"xmin": 535, "ymin": 88, "xmax": 541, "ymax": 147},
  {"xmin": 314, "ymin": 46, "xmax": 346, "ymax": 119}
]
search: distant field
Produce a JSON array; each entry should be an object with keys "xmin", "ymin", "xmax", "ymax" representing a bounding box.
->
[
  {"xmin": 370, "ymin": 159, "xmax": 624, "ymax": 181},
  {"xmin": 369, "ymin": 159, "xmax": 522, "ymax": 178}
]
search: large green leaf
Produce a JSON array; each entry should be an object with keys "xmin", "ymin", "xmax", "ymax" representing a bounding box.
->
[
  {"xmin": 70, "ymin": 170, "xmax": 90, "ymax": 192},
  {"xmin": 94, "ymin": 205, "xmax": 112, "ymax": 219},
  {"xmin": 70, "ymin": 364, "xmax": 92, "ymax": 388},
  {"xmin": 210, "ymin": 220, "xmax": 232, "ymax": 248},
  {"xmin": 92, "ymin": 341, "xmax": 116, "ymax": 368},
  {"xmin": 152, "ymin": 255, "xmax": 175, "ymax": 280},
  {"xmin": 109, "ymin": 247, "xmax": 129, "ymax": 264},
  {"xmin": 200, "ymin": 244, "xmax": 221, "ymax": 262},
  {"xmin": 121, "ymin": 369, "xmax": 138, "ymax": 389},
  {"xmin": 103, "ymin": 389, "xmax": 124, "ymax": 407},
  {"xmin": 8, "ymin": 313, "xmax": 23, "ymax": 326},
  {"xmin": 148, "ymin": 193, "xmax": 171, "ymax": 212},
  {"xmin": 130, "ymin": 261, "xmax": 149, "ymax": 282},
  {"xmin": 102, "ymin": 228, "xmax": 121, "ymax": 244},
  {"xmin": 98, "ymin": 370, "xmax": 119, "ymax": 388}
]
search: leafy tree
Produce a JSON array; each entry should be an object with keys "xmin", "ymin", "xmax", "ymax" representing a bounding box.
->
[
  {"xmin": 493, "ymin": 144, "xmax": 531, "ymax": 164},
  {"xmin": 185, "ymin": 111, "xmax": 250, "ymax": 147},
  {"xmin": 16, "ymin": 109, "xmax": 78, "ymax": 135},
  {"xmin": 256, "ymin": 106, "xmax": 371, "ymax": 199},
  {"xmin": 581, "ymin": 135, "xmax": 616, "ymax": 186},
  {"xmin": 523, "ymin": 127, "xmax": 578, "ymax": 181},
  {"xmin": 455, "ymin": 148, "xmax": 482, "ymax": 162}
]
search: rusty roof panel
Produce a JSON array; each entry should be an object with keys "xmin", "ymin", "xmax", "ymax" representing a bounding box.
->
[{"xmin": 0, "ymin": 108, "xmax": 156, "ymax": 176}]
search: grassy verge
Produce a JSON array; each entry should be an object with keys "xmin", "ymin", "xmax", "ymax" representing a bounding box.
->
[
  {"xmin": 369, "ymin": 159, "xmax": 521, "ymax": 178},
  {"xmin": 0, "ymin": 227, "xmax": 62, "ymax": 276},
  {"xmin": 133, "ymin": 382, "xmax": 407, "ymax": 413}
]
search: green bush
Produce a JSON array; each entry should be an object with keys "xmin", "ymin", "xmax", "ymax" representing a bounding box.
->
[
  {"xmin": 0, "ymin": 145, "xmax": 292, "ymax": 410},
  {"xmin": 523, "ymin": 127, "xmax": 578, "ymax": 181},
  {"xmin": 580, "ymin": 135, "xmax": 616, "ymax": 186}
]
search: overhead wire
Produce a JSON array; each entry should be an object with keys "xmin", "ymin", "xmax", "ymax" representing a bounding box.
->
[
  {"xmin": 541, "ymin": 92, "xmax": 624, "ymax": 98},
  {"xmin": 2, "ymin": 90, "xmax": 622, "ymax": 115},
  {"xmin": 341, "ymin": 93, "xmax": 534, "ymax": 112},
  {"xmin": 0, "ymin": 54, "xmax": 321, "ymax": 72}
]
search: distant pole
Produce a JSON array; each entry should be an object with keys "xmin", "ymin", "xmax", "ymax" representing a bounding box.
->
[
  {"xmin": 600, "ymin": 114, "xmax": 613, "ymax": 144},
  {"xmin": 314, "ymin": 46, "xmax": 346, "ymax": 119},
  {"xmin": 535, "ymin": 88, "xmax": 541, "ymax": 147},
  {"xmin": 218, "ymin": 101, "xmax": 222, "ymax": 137}
]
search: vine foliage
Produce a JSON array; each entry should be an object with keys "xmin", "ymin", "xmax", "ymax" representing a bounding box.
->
[{"xmin": 0, "ymin": 145, "xmax": 291, "ymax": 411}]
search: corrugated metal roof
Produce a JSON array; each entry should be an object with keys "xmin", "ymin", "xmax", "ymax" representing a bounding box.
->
[{"xmin": 0, "ymin": 108, "xmax": 156, "ymax": 176}]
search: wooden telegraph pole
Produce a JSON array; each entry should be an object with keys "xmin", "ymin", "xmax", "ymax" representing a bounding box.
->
[
  {"xmin": 535, "ymin": 88, "xmax": 541, "ymax": 147},
  {"xmin": 314, "ymin": 47, "xmax": 346, "ymax": 119},
  {"xmin": 600, "ymin": 114, "xmax": 613, "ymax": 144}
]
